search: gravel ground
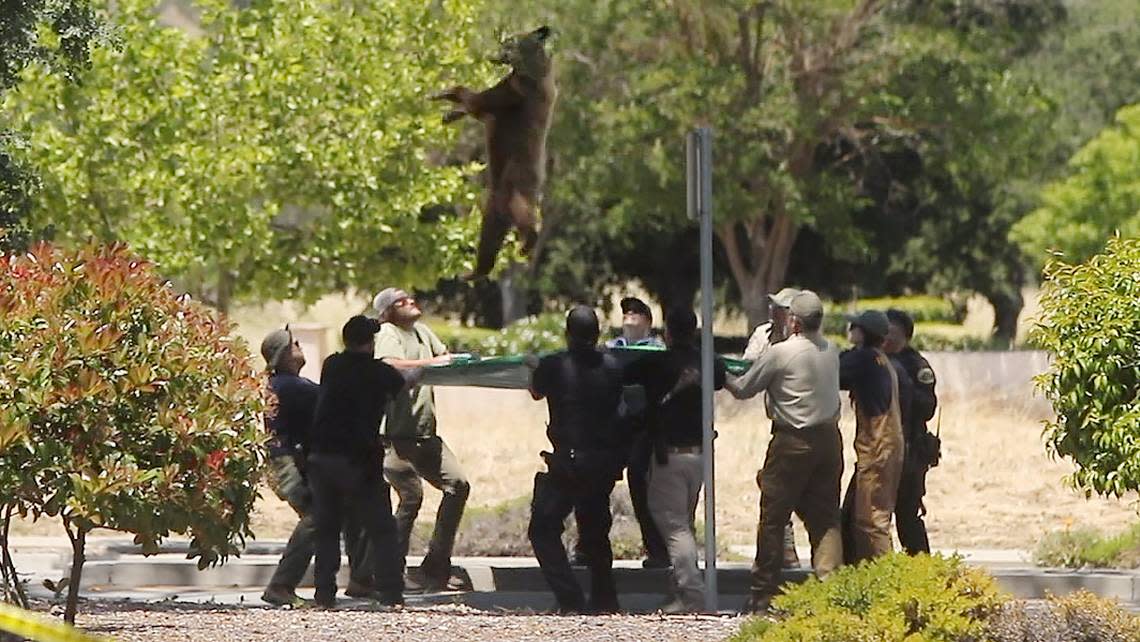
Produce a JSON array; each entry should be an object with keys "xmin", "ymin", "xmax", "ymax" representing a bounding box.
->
[{"xmin": 76, "ymin": 602, "xmax": 745, "ymax": 642}]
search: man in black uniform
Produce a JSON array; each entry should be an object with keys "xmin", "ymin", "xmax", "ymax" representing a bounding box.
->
[
  {"xmin": 884, "ymin": 309, "xmax": 939, "ymax": 554},
  {"xmin": 624, "ymin": 307, "xmax": 726, "ymax": 613},
  {"xmin": 527, "ymin": 305, "xmax": 626, "ymax": 614},
  {"xmin": 305, "ymin": 315, "xmax": 413, "ymax": 608}
]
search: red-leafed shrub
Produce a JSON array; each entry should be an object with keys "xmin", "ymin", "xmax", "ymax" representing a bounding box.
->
[{"xmin": 0, "ymin": 242, "xmax": 265, "ymax": 622}]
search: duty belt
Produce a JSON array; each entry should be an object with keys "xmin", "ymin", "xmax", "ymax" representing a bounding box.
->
[{"xmin": 664, "ymin": 445, "xmax": 702, "ymax": 454}]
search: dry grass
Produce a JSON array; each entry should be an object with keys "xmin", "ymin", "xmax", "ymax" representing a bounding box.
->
[
  {"xmin": 9, "ymin": 289, "xmax": 1135, "ymax": 553},
  {"xmin": 242, "ymin": 388, "xmax": 1136, "ymax": 553}
]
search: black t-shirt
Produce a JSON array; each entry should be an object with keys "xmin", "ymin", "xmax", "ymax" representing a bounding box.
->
[
  {"xmin": 623, "ymin": 345, "xmax": 726, "ymax": 448},
  {"xmin": 839, "ymin": 346, "xmax": 894, "ymax": 418},
  {"xmin": 530, "ymin": 348, "xmax": 624, "ymax": 452},
  {"xmin": 308, "ymin": 351, "xmax": 406, "ymax": 461},
  {"xmin": 266, "ymin": 373, "xmax": 319, "ymax": 451}
]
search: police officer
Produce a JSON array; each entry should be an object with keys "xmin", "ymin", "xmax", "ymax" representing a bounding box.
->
[
  {"xmin": 839, "ymin": 310, "xmax": 905, "ymax": 564},
  {"xmin": 624, "ymin": 307, "xmax": 726, "ymax": 613},
  {"xmin": 527, "ymin": 306, "xmax": 626, "ymax": 614},
  {"xmin": 884, "ymin": 309, "xmax": 939, "ymax": 554},
  {"xmin": 305, "ymin": 315, "xmax": 412, "ymax": 608}
]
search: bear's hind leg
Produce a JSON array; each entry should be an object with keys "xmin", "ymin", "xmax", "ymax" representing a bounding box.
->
[
  {"xmin": 506, "ymin": 191, "xmax": 539, "ymax": 256},
  {"xmin": 466, "ymin": 211, "xmax": 510, "ymax": 281}
]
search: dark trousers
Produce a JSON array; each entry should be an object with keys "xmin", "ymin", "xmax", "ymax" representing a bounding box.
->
[
  {"xmin": 752, "ymin": 425, "xmax": 844, "ymax": 598},
  {"xmin": 529, "ymin": 471, "xmax": 619, "ymax": 612},
  {"xmin": 267, "ymin": 454, "xmax": 370, "ymax": 591},
  {"xmin": 895, "ymin": 468, "xmax": 930, "ymax": 554},
  {"xmin": 307, "ymin": 453, "xmax": 404, "ymax": 602},
  {"xmin": 384, "ymin": 436, "xmax": 470, "ymax": 580},
  {"xmin": 573, "ymin": 432, "xmax": 667, "ymax": 563}
]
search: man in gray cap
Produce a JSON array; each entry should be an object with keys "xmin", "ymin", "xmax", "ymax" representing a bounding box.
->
[
  {"xmin": 839, "ymin": 310, "xmax": 905, "ymax": 564},
  {"xmin": 742, "ymin": 286, "xmax": 803, "ymax": 570},
  {"xmin": 372, "ymin": 288, "xmax": 470, "ymax": 593},
  {"xmin": 258, "ymin": 326, "xmax": 370, "ymax": 605},
  {"xmin": 725, "ymin": 291, "xmax": 844, "ymax": 614}
]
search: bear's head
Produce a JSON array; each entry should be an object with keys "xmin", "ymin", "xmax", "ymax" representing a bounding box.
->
[{"xmin": 494, "ymin": 26, "xmax": 553, "ymax": 80}]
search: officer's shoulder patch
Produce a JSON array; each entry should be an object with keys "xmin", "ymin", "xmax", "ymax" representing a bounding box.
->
[{"xmin": 916, "ymin": 367, "xmax": 935, "ymax": 385}]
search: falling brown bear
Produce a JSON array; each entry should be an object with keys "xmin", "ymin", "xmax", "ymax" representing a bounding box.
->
[{"xmin": 432, "ymin": 26, "xmax": 557, "ymax": 280}]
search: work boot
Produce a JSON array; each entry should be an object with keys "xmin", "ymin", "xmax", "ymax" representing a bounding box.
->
[
  {"xmin": 568, "ymin": 548, "xmax": 591, "ymax": 567},
  {"xmin": 740, "ymin": 593, "xmax": 771, "ymax": 615},
  {"xmin": 657, "ymin": 598, "xmax": 701, "ymax": 615},
  {"xmin": 361, "ymin": 590, "xmax": 404, "ymax": 607},
  {"xmin": 313, "ymin": 592, "xmax": 336, "ymax": 610},
  {"xmin": 641, "ymin": 556, "xmax": 671, "ymax": 569},
  {"xmin": 260, "ymin": 584, "xmax": 305, "ymax": 608},
  {"xmin": 344, "ymin": 579, "xmax": 374, "ymax": 598}
]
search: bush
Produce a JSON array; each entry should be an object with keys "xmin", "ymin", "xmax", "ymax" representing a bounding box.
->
[
  {"xmin": 730, "ymin": 553, "xmax": 1007, "ymax": 642},
  {"xmin": 471, "ymin": 313, "xmax": 567, "ymax": 357},
  {"xmin": 987, "ymin": 590, "xmax": 1140, "ymax": 642},
  {"xmin": 822, "ymin": 295, "xmax": 960, "ymax": 336},
  {"xmin": 1032, "ymin": 237, "xmax": 1140, "ymax": 499},
  {"xmin": 0, "ymin": 243, "xmax": 265, "ymax": 622},
  {"xmin": 1034, "ymin": 523, "xmax": 1140, "ymax": 569}
]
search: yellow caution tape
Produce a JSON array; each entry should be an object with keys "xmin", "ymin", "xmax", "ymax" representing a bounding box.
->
[{"xmin": 0, "ymin": 602, "xmax": 114, "ymax": 642}]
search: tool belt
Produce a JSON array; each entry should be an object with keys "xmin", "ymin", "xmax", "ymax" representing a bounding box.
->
[{"xmin": 542, "ymin": 448, "xmax": 625, "ymax": 484}]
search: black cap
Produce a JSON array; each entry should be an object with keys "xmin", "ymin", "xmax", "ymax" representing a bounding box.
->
[
  {"xmin": 845, "ymin": 310, "xmax": 890, "ymax": 339},
  {"xmin": 342, "ymin": 314, "xmax": 382, "ymax": 347},
  {"xmin": 665, "ymin": 307, "xmax": 697, "ymax": 340},
  {"xmin": 620, "ymin": 297, "xmax": 652, "ymax": 321},
  {"xmin": 886, "ymin": 308, "xmax": 915, "ymax": 339},
  {"xmin": 566, "ymin": 305, "xmax": 600, "ymax": 344}
]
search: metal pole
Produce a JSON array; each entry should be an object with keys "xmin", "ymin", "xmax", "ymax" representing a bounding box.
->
[{"xmin": 687, "ymin": 127, "xmax": 717, "ymax": 613}]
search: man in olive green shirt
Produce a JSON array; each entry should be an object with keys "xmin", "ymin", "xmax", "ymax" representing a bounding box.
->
[{"xmin": 373, "ymin": 287, "xmax": 470, "ymax": 593}]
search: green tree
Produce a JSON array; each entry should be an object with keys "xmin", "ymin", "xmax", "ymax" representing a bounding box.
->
[
  {"xmin": 486, "ymin": 0, "xmax": 1063, "ymax": 332},
  {"xmin": 0, "ymin": 0, "xmax": 110, "ymax": 251},
  {"xmin": 1012, "ymin": 104, "xmax": 1140, "ymax": 267},
  {"xmin": 1032, "ymin": 237, "xmax": 1140, "ymax": 500},
  {"xmin": 3, "ymin": 0, "xmax": 491, "ymax": 311},
  {"xmin": 0, "ymin": 242, "xmax": 266, "ymax": 623}
]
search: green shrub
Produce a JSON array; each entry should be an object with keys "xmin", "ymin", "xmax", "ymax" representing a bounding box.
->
[
  {"xmin": 822, "ymin": 296, "xmax": 959, "ymax": 336},
  {"xmin": 732, "ymin": 553, "xmax": 1007, "ymax": 642},
  {"xmin": 472, "ymin": 313, "xmax": 567, "ymax": 357},
  {"xmin": 1032, "ymin": 237, "xmax": 1140, "ymax": 499},
  {"xmin": 1034, "ymin": 523, "xmax": 1140, "ymax": 569}
]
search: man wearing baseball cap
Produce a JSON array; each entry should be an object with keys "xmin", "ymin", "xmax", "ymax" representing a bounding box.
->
[
  {"xmin": 725, "ymin": 291, "xmax": 844, "ymax": 614},
  {"xmin": 588, "ymin": 296, "xmax": 669, "ymax": 571},
  {"xmin": 839, "ymin": 310, "xmax": 906, "ymax": 564},
  {"xmin": 607, "ymin": 297, "xmax": 664, "ymax": 348},
  {"xmin": 742, "ymin": 286, "xmax": 804, "ymax": 570},
  {"xmin": 372, "ymin": 287, "xmax": 470, "ymax": 593}
]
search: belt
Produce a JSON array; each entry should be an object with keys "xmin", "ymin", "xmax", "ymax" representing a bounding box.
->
[
  {"xmin": 664, "ymin": 445, "xmax": 702, "ymax": 454},
  {"xmin": 772, "ymin": 421, "xmax": 836, "ymax": 434}
]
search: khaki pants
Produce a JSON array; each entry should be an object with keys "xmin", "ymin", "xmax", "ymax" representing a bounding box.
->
[
  {"xmin": 842, "ymin": 407, "xmax": 905, "ymax": 564},
  {"xmin": 751, "ymin": 424, "xmax": 844, "ymax": 598},
  {"xmin": 647, "ymin": 451, "xmax": 704, "ymax": 610},
  {"xmin": 383, "ymin": 436, "xmax": 470, "ymax": 580}
]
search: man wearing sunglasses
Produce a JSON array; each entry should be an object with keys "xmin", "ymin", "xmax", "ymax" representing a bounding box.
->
[{"xmin": 372, "ymin": 287, "xmax": 470, "ymax": 593}]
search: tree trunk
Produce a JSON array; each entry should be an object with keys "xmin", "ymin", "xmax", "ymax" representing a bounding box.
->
[
  {"xmin": 0, "ymin": 505, "xmax": 28, "ymax": 608},
  {"xmin": 987, "ymin": 290, "xmax": 1023, "ymax": 349},
  {"xmin": 216, "ymin": 267, "xmax": 235, "ymax": 315},
  {"xmin": 498, "ymin": 262, "xmax": 528, "ymax": 326},
  {"xmin": 63, "ymin": 524, "xmax": 87, "ymax": 625},
  {"xmin": 718, "ymin": 214, "xmax": 800, "ymax": 332}
]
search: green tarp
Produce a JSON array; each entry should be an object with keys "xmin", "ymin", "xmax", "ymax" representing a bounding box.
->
[{"xmin": 420, "ymin": 346, "xmax": 751, "ymax": 390}]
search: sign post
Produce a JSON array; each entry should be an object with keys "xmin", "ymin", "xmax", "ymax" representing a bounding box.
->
[{"xmin": 687, "ymin": 127, "xmax": 717, "ymax": 613}]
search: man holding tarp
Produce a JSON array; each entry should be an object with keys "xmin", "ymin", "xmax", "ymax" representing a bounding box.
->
[
  {"xmin": 527, "ymin": 306, "xmax": 626, "ymax": 614},
  {"xmin": 373, "ymin": 288, "xmax": 470, "ymax": 593}
]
